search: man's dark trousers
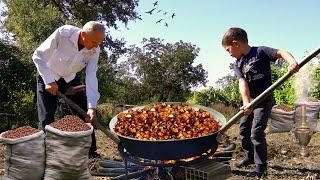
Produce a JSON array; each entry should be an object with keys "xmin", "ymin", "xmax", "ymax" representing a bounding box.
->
[
  {"xmin": 36, "ymin": 74, "xmax": 97, "ymax": 154},
  {"xmin": 239, "ymin": 100, "xmax": 273, "ymax": 166}
]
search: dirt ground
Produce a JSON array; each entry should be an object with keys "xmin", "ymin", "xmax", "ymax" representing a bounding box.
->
[
  {"xmin": 226, "ymin": 124, "xmax": 320, "ymax": 180},
  {"xmin": 1, "ymin": 124, "xmax": 320, "ymax": 180}
]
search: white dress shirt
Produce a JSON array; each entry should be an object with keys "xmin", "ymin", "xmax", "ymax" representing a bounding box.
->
[{"xmin": 32, "ymin": 25, "xmax": 100, "ymax": 108}]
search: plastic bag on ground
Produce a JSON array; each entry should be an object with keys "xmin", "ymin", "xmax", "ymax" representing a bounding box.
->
[
  {"xmin": 44, "ymin": 123, "xmax": 93, "ymax": 180},
  {"xmin": 0, "ymin": 130, "xmax": 45, "ymax": 180},
  {"xmin": 269, "ymin": 105, "xmax": 295, "ymax": 133}
]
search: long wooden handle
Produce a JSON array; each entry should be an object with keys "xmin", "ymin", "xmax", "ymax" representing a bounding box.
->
[
  {"xmin": 219, "ymin": 46, "xmax": 320, "ymax": 135},
  {"xmin": 57, "ymin": 91, "xmax": 120, "ymax": 144}
]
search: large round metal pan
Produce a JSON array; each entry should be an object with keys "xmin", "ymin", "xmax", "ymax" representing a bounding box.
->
[{"xmin": 109, "ymin": 102, "xmax": 226, "ymax": 160}]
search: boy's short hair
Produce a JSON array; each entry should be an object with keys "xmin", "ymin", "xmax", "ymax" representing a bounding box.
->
[{"xmin": 222, "ymin": 27, "xmax": 248, "ymax": 46}]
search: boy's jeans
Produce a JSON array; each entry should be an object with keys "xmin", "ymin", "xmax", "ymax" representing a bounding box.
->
[{"xmin": 239, "ymin": 100, "xmax": 273, "ymax": 166}]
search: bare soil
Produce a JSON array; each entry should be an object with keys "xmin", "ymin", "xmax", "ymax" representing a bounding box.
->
[{"xmin": 226, "ymin": 123, "xmax": 320, "ymax": 180}]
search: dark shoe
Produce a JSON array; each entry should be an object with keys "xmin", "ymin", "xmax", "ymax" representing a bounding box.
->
[
  {"xmin": 235, "ymin": 158, "xmax": 254, "ymax": 168},
  {"xmin": 248, "ymin": 165, "xmax": 267, "ymax": 178},
  {"xmin": 89, "ymin": 151, "xmax": 101, "ymax": 159}
]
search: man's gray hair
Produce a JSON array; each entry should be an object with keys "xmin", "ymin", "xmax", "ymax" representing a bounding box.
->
[{"xmin": 82, "ymin": 21, "xmax": 105, "ymax": 36}]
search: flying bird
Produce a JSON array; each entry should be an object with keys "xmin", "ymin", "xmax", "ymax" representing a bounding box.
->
[
  {"xmin": 156, "ymin": 19, "xmax": 164, "ymax": 23},
  {"xmin": 157, "ymin": 10, "xmax": 162, "ymax": 13},
  {"xmin": 171, "ymin": 13, "xmax": 175, "ymax": 19},
  {"xmin": 153, "ymin": 1, "xmax": 158, "ymax": 6},
  {"xmin": 165, "ymin": 22, "xmax": 168, "ymax": 27},
  {"xmin": 163, "ymin": 12, "xmax": 168, "ymax": 15},
  {"xmin": 145, "ymin": 8, "xmax": 156, "ymax": 14}
]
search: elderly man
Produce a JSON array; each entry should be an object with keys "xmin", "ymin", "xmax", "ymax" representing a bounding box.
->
[{"xmin": 33, "ymin": 21, "xmax": 105, "ymax": 158}]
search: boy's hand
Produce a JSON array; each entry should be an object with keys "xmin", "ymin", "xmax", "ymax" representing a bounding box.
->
[
  {"xmin": 243, "ymin": 108, "xmax": 253, "ymax": 116},
  {"xmin": 241, "ymin": 103, "xmax": 253, "ymax": 116},
  {"xmin": 288, "ymin": 61, "xmax": 300, "ymax": 74},
  {"xmin": 276, "ymin": 50, "xmax": 300, "ymax": 74}
]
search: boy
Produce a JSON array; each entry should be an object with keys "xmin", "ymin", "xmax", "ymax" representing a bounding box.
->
[{"xmin": 221, "ymin": 27, "xmax": 299, "ymax": 177}]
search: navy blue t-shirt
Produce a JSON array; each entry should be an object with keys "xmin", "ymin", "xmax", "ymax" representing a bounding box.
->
[{"xmin": 233, "ymin": 46, "xmax": 278, "ymax": 99}]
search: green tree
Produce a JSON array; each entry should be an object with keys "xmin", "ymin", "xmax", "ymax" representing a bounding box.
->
[
  {"xmin": 0, "ymin": 41, "xmax": 37, "ymax": 127},
  {"xmin": 1, "ymin": 0, "xmax": 140, "ymax": 50},
  {"xmin": 2, "ymin": 0, "xmax": 63, "ymax": 53},
  {"xmin": 216, "ymin": 74, "xmax": 241, "ymax": 107},
  {"xmin": 46, "ymin": 0, "xmax": 140, "ymax": 28},
  {"xmin": 124, "ymin": 38, "xmax": 208, "ymax": 102}
]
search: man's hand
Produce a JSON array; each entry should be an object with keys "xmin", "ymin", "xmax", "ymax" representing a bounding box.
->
[
  {"xmin": 45, "ymin": 82, "xmax": 58, "ymax": 96},
  {"xmin": 288, "ymin": 61, "xmax": 300, "ymax": 74},
  {"xmin": 86, "ymin": 108, "xmax": 97, "ymax": 125}
]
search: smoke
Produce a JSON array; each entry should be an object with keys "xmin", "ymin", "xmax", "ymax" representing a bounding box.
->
[{"xmin": 294, "ymin": 60, "xmax": 317, "ymax": 100}]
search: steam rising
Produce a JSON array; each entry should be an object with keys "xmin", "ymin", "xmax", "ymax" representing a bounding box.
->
[{"xmin": 294, "ymin": 60, "xmax": 317, "ymax": 100}]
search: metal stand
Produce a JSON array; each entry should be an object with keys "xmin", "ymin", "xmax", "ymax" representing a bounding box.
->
[
  {"xmin": 117, "ymin": 141, "xmax": 219, "ymax": 180},
  {"xmin": 124, "ymin": 158, "xmax": 129, "ymax": 180}
]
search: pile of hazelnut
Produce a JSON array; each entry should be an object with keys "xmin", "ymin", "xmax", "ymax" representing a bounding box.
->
[
  {"xmin": 114, "ymin": 103, "xmax": 221, "ymax": 140},
  {"xmin": 50, "ymin": 115, "xmax": 90, "ymax": 132},
  {"xmin": 2, "ymin": 126, "xmax": 40, "ymax": 139}
]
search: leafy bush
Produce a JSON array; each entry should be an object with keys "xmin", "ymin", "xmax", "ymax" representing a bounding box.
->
[
  {"xmin": 97, "ymin": 103, "xmax": 125, "ymax": 126},
  {"xmin": 312, "ymin": 66, "xmax": 320, "ymax": 100},
  {"xmin": 12, "ymin": 90, "xmax": 38, "ymax": 128},
  {"xmin": 220, "ymin": 80, "xmax": 241, "ymax": 107},
  {"xmin": 188, "ymin": 81, "xmax": 241, "ymax": 108},
  {"xmin": 271, "ymin": 65, "xmax": 296, "ymax": 107},
  {"xmin": 187, "ymin": 87, "xmax": 224, "ymax": 107}
]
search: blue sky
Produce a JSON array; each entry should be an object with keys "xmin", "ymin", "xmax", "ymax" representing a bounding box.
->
[
  {"xmin": 1, "ymin": 1, "xmax": 319, "ymax": 88},
  {"xmin": 110, "ymin": 0, "xmax": 320, "ymax": 88}
]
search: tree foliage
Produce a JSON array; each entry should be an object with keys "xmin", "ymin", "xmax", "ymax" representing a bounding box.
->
[
  {"xmin": 188, "ymin": 87, "xmax": 224, "ymax": 107},
  {"xmin": 2, "ymin": 0, "xmax": 63, "ymax": 53},
  {"xmin": 215, "ymin": 74, "xmax": 241, "ymax": 107},
  {"xmin": 0, "ymin": 41, "xmax": 37, "ymax": 126},
  {"xmin": 117, "ymin": 38, "xmax": 208, "ymax": 103},
  {"xmin": 45, "ymin": 0, "xmax": 140, "ymax": 28},
  {"xmin": 188, "ymin": 75, "xmax": 241, "ymax": 108}
]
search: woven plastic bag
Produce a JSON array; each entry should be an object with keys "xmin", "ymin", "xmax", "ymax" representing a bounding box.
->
[
  {"xmin": 0, "ymin": 130, "xmax": 45, "ymax": 180},
  {"xmin": 269, "ymin": 105, "xmax": 295, "ymax": 133},
  {"xmin": 44, "ymin": 124, "xmax": 93, "ymax": 180}
]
